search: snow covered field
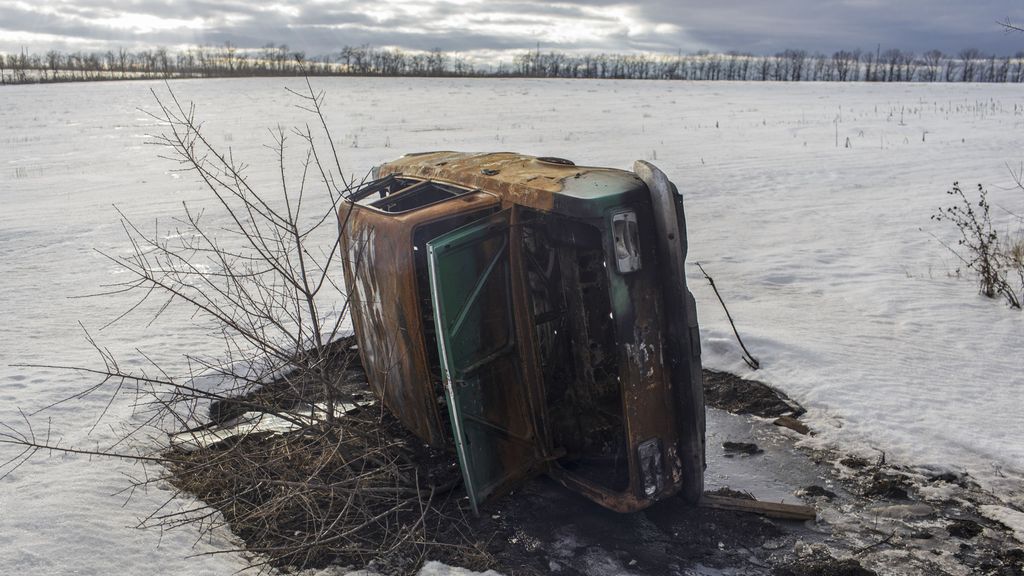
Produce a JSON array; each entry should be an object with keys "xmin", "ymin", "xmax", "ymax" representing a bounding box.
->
[{"xmin": 2, "ymin": 77, "xmax": 1023, "ymax": 574}]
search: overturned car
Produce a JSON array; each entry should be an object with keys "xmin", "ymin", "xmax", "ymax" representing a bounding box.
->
[{"xmin": 338, "ymin": 152, "xmax": 705, "ymax": 515}]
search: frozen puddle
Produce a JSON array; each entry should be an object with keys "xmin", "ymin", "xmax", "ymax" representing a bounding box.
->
[{"xmin": 705, "ymin": 406, "xmax": 842, "ymax": 504}]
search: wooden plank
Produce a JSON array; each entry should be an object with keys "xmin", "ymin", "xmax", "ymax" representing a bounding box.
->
[{"xmin": 700, "ymin": 494, "xmax": 817, "ymax": 521}]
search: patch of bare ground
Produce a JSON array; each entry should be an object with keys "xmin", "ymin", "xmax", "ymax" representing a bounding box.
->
[
  {"xmin": 164, "ymin": 338, "xmax": 489, "ymax": 574},
  {"xmin": 165, "ymin": 359, "xmax": 1024, "ymax": 576},
  {"xmin": 166, "ymin": 409, "xmax": 487, "ymax": 574},
  {"xmin": 703, "ymin": 369, "xmax": 805, "ymax": 418}
]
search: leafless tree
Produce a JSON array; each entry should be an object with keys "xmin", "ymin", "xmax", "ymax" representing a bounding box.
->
[
  {"xmin": 944, "ymin": 55, "xmax": 959, "ymax": 82},
  {"xmin": 901, "ymin": 51, "xmax": 918, "ymax": 82},
  {"xmin": 103, "ymin": 50, "xmax": 115, "ymax": 77},
  {"xmin": 1, "ymin": 78, "xmax": 352, "ymax": 439},
  {"xmin": 863, "ymin": 50, "xmax": 877, "ymax": 82},
  {"xmin": 222, "ymin": 41, "xmax": 237, "ymax": 74},
  {"xmin": 1000, "ymin": 16, "xmax": 1024, "ymax": 33},
  {"xmin": 0, "ymin": 80, "xmax": 493, "ymax": 574},
  {"xmin": 833, "ymin": 50, "xmax": 860, "ymax": 82},
  {"xmin": 117, "ymin": 47, "xmax": 129, "ymax": 78},
  {"xmin": 960, "ymin": 48, "xmax": 983, "ymax": 81},
  {"xmin": 785, "ymin": 49, "xmax": 807, "ymax": 81},
  {"xmin": 1014, "ymin": 52, "xmax": 1024, "ymax": 82},
  {"xmin": 922, "ymin": 49, "xmax": 944, "ymax": 82},
  {"xmin": 45, "ymin": 50, "xmax": 60, "ymax": 81},
  {"xmin": 5, "ymin": 44, "xmax": 1024, "ymax": 84}
]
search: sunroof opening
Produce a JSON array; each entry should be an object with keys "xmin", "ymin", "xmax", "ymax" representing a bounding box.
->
[{"xmin": 350, "ymin": 175, "xmax": 474, "ymax": 214}]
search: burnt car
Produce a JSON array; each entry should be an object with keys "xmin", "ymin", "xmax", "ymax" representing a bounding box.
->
[{"xmin": 338, "ymin": 152, "xmax": 705, "ymax": 514}]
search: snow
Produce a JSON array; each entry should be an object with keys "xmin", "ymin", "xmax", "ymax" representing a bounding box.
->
[
  {"xmin": 300, "ymin": 562, "xmax": 499, "ymax": 576},
  {"xmin": 415, "ymin": 561, "xmax": 503, "ymax": 576},
  {"xmin": 2, "ymin": 78, "xmax": 1023, "ymax": 573},
  {"xmin": 981, "ymin": 505, "xmax": 1024, "ymax": 544}
]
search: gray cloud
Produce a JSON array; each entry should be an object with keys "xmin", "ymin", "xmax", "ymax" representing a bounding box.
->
[
  {"xmin": 1, "ymin": 0, "xmax": 1022, "ymax": 58},
  {"xmin": 647, "ymin": 0, "xmax": 1024, "ymax": 54}
]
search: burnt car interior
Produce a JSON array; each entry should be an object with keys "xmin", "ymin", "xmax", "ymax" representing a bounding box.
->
[{"xmin": 520, "ymin": 210, "xmax": 629, "ymax": 492}]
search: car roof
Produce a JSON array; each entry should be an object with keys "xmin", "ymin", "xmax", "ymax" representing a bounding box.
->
[{"xmin": 377, "ymin": 151, "xmax": 648, "ymax": 218}]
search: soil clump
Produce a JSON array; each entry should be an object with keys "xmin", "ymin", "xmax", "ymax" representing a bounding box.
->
[{"xmin": 703, "ymin": 369, "xmax": 804, "ymax": 418}]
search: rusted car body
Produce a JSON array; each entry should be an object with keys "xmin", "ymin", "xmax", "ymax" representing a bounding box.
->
[{"xmin": 338, "ymin": 152, "xmax": 705, "ymax": 514}]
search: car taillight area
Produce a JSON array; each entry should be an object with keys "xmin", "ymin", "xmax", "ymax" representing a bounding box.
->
[{"xmin": 611, "ymin": 210, "xmax": 642, "ymax": 273}]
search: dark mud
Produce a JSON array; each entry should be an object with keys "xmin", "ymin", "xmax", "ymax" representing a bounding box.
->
[
  {"xmin": 469, "ymin": 369, "xmax": 1024, "ymax": 576},
  {"xmin": 206, "ymin": 336, "xmax": 365, "ymax": 424},
  {"xmin": 703, "ymin": 369, "xmax": 805, "ymax": 418},
  {"xmin": 772, "ymin": 557, "xmax": 877, "ymax": 576},
  {"xmin": 723, "ymin": 441, "xmax": 764, "ymax": 456}
]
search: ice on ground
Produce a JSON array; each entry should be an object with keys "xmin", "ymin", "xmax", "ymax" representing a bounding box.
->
[
  {"xmin": 2, "ymin": 78, "xmax": 1023, "ymax": 573},
  {"xmin": 168, "ymin": 401, "xmax": 368, "ymax": 451},
  {"xmin": 981, "ymin": 505, "xmax": 1024, "ymax": 544},
  {"xmin": 416, "ymin": 561, "xmax": 503, "ymax": 576}
]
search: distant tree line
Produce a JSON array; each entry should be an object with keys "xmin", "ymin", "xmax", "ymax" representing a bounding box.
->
[{"xmin": 2, "ymin": 43, "xmax": 1024, "ymax": 84}]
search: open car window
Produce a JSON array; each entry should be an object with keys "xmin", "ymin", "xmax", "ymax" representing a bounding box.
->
[{"xmin": 350, "ymin": 175, "xmax": 476, "ymax": 214}]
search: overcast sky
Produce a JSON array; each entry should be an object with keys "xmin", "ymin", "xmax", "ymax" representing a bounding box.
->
[{"xmin": 2, "ymin": 0, "xmax": 1024, "ymax": 60}]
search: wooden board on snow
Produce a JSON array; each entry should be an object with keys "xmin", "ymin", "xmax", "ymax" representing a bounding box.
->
[{"xmin": 700, "ymin": 494, "xmax": 817, "ymax": 521}]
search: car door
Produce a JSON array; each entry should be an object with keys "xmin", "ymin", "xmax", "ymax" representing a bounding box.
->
[
  {"xmin": 634, "ymin": 160, "xmax": 706, "ymax": 505},
  {"xmin": 426, "ymin": 210, "xmax": 542, "ymax": 515}
]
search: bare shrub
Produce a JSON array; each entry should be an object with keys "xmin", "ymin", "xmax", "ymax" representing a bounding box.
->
[{"xmin": 932, "ymin": 181, "xmax": 1023, "ymax": 308}]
